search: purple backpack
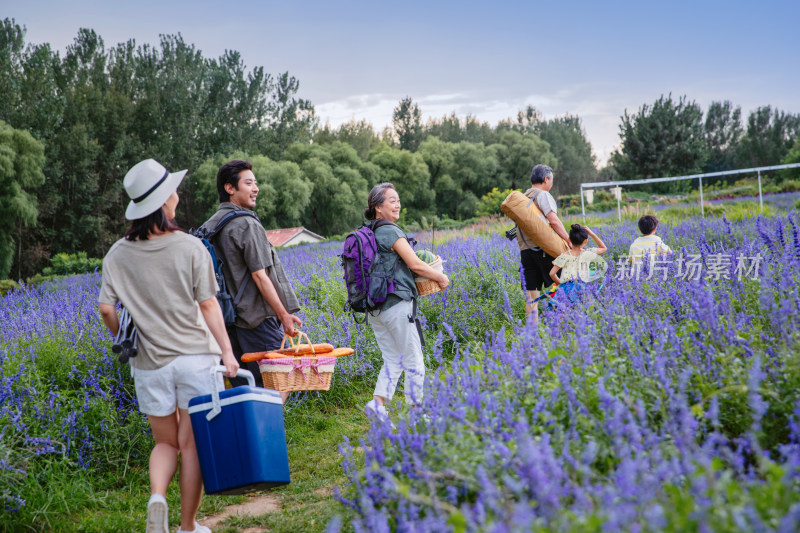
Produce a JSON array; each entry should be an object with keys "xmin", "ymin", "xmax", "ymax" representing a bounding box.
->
[{"xmin": 341, "ymin": 219, "xmax": 403, "ymax": 315}]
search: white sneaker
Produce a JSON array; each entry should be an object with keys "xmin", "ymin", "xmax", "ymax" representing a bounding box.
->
[
  {"xmin": 364, "ymin": 399, "xmax": 395, "ymax": 429},
  {"xmin": 146, "ymin": 494, "xmax": 169, "ymax": 533},
  {"xmin": 178, "ymin": 523, "xmax": 212, "ymax": 533}
]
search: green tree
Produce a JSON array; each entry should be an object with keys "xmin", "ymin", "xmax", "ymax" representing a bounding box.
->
[
  {"xmin": 703, "ymin": 100, "xmax": 743, "ymax": 173},
  {"xmin": 262, "ymin": 72, "xmax": 316, "ymax": 159},
  {"xmin": 423, "ymin": 113, "xmax": 494, "ymax": 144},
  {"xmin": 313, "ymin": 119, "xmax": 381, "ymax": 161},
  {"xmin": 0, "ymin": 21, "xmax": 316, "ymax": 276},
  {"xmin": 488, "ymin": 130, "xmax": 557, "ymax": 192},
  {"xmin": 41, "ymin": 28, "xmax": 110, "ymax": 257},
  {"xmin": 450, "ymin": 142, "xmax": 499, "ymax": 196},
  {"xmin": 417, "ymin": 138, "xmax": 502, "ymax": 219},
  {"xmin": 424, "ymin": 112, "xmax": 464, "ymax": 143},
  {"xmin": 192, "ymin": 151, "xmax": 312, "ymax": 229},
  {"xmin": 496, "ymin": 105, "xmax": 543, "ymax": 134},
  {"xmin": 418, "ymin": 136, "xmax": 458, "ymax": 217},
  {"xmin": 0, "ymin": 19, "xmax": 26, "ymax": 127},
  {"xmin": 284, "ymin": 142, "xmax": 374, "ymax": 234},
  {"xmin": 535, "ymin": 115, "xmax": 596, "ymax": 195},
  {"xmin": 392, "ymin": 96, "xmax": 423, "ymax": 151},
  {"xmin": 736, "ymin": 106, "xmax": 800, "ymax": 169},
  {"xmin": 610, "ymin": 94, "xmax": 706, "ymax": 190},
  {"xmin": 369, "ymin": 143, "xmax": 434, "ymax": 222},
  {"xmin": 494, "ymin": 108, "xmax": 586, "ymax": 193},
  {"xmin": 0, "ymin": 120, "xmax": 45, "ymax": 279},
  {"xmin": 462, "ymin": 115, "xmax": 495, "ymax": 144}
]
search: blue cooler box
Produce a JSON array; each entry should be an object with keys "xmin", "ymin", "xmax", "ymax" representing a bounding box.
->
[{"xmin": 188, "ymin": 367, "xmax": 290, "ymax": 495}]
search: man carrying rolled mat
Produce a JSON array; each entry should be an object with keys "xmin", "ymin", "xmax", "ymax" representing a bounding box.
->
[
  {"xmin": 516, "ymin": 164, "xmax": 570, "ymax": 324},
  {"xmin": 201, "ymin": 160, "xmax": 302, "ymax": 402}
]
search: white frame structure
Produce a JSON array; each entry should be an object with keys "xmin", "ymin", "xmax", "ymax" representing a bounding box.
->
[{"xmin": 579, "ymin": 162, "xmax": 800, "ymax": 221}]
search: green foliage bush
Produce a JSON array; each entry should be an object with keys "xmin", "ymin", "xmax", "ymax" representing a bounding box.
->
[
  {"xmin": 41, "ymin": 252, "xmax": 102, "ymax": 277},
  {"xmin": 657, "ymin": 201, "xmax": 775, "ymax": 224},
  {"xmin": 558, "ymin": 190, "xmax": 621, "ymax": 215},
  {"xmin": 779, "ymin": 137, "xmax": 800, "ymax": 182},
  {"xmin": 24, "ymin": 273, "xmax": 60, "ymax": 287},
  {"xmin": 765, "ymin": 179, "xmax": 800, "ymax": 193},
  {"xmin": 476, "ymin": 187, "xmax": 513, "ymax": 217},
  {"xmin": 0, "ymin": 279, "xmax": 19, "ymax": 295},
  {"xmin": 687, "ymin": 177, "xmax": 800, "ymax": 202}
]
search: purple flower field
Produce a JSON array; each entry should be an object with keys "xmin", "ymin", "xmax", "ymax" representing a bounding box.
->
[
  {"xmin": 2, "ymin": 210, "xmax": 800, "ymax": 531},
  {"xmin": 332, "ymin": 213, "xmax": 800, "ymax": 532}
]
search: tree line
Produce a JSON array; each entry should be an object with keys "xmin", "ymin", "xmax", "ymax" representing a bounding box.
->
[
  {"xmin": 607, "ymin": 94, "xmax": 800, "ymax": 190},
  {"xmin": 0, "ymin": 19, "xmax": 313, "ymax": 279},
  {"xmin": 1, "ymin": 19, "xmax": 799, "ymax": 280}
]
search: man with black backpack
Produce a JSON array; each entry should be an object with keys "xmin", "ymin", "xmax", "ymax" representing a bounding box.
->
[{"xmin": 200, "ymin": 160, "xmax": 302, "ymax": 399}]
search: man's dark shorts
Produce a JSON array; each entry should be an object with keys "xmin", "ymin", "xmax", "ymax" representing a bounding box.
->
[
  {"xmin": 520, "ymin": 249, "xmax": 559, "ymax": 291},
  {"xmin": 228, "ymin": 317, "xmax": 283, "ymax": 388}
]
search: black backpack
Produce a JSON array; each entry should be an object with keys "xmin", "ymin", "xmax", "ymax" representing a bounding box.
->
[{"xmin": 191, "ymin": 210, "xmax": 260, "ymax": 327}]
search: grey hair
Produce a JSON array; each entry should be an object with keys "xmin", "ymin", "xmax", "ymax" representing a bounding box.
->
[
  {"xmin": 530, "ymin": 164, "xmax": 554, "ymax": 184},
  {"xmin": 364, "ymin": 182, "xmax": 396, "ymax": 220}
]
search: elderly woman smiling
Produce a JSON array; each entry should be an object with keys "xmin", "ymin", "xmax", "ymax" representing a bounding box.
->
[{"xmin": 361, "ymin": 182, "xmax": 449, "ymax": 425}]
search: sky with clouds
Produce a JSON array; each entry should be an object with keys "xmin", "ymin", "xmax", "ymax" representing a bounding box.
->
[{"xmin": 5, "ymin": 0, "xmax": 800, "ymax": 165}]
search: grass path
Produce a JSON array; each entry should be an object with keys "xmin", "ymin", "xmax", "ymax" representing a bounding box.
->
[{"xmin": 60, "ymin": 390, "xmax": 373, "ymax": 532}]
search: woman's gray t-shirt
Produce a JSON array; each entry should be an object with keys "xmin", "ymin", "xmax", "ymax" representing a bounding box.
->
[
  {"xmin": 98, "ymin": 231, "xmax": 221, "ymax": 370},
  {"xmin": 373, "ymin": 223, "xmax": 418, "ymax": 310}
]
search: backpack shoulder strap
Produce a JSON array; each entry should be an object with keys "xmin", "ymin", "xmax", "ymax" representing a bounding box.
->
[
  {"xmin": 369, "ymin": 219, "xmax": 417, "ymax": 248},
  {"xmin": 206, "ymin": 210, "xmax": 260, "ymax": 310},
  {"xmin": 207, "ymin": 210, "xmax": 260, "ymax": 240},
  {"xmin": 369, "ymin": 218, "xmax": 394, "ymax": 231},
  {"xmin": 526, "ymin": 188, "xmax": 543, "ymax": 208}
]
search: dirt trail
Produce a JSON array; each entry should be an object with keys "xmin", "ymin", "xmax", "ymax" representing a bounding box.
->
[{"xmin": 199, "ymin": 494, "xmax": 281, "ymax": 531}]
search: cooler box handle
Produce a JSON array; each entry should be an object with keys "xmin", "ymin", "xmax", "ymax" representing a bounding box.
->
[{"xmin": 206, "ymin": 366, "xmax": 256, "ymax": 421}]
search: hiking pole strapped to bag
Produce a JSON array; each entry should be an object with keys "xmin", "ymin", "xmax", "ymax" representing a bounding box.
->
[
  {"xmin": 112, "ymin": 306, "xmax": 138, "ymax": 364},
  {"xmin": 407, "ymin": 297, "xmax": 426, "ymax": 348}
]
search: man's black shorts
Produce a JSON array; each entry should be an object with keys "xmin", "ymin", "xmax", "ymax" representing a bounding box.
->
[
  {"xmin": 228, "ymin": 317, "xmax": 283, "ymax": 387},
  {"xmin": 520, "ymin": 248, "xmax": 559, "ymax": 291}
]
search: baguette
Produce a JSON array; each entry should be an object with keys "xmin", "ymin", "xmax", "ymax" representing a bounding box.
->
[
  {"xmin": 327, "ymin": 347, "xmax": 354, "ymax": 358},
  {"xmin": 275, "ymin": 343, "xmax": 335, "ymax": 356},
  {"xmin": 242, "ymin": 346, "xmax": 354, "ymax": 363},
  {"xmin": 241, "ymin": 351, "xmax": 273, "ymax": 363}
]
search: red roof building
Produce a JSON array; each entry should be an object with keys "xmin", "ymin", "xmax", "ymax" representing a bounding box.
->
[{"xmin": 265, "ymin": 226, "xmax": 325, "ymax": 248}]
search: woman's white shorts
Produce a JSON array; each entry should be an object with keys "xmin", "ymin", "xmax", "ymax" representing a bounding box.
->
[{"xmin": 130, "ymin": 355, "xmax": 219, "ymax": 416}]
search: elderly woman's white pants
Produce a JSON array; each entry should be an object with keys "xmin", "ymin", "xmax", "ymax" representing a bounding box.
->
[{"xmin": 368, "ymin": 299, "xmax": 425, "ymax": 405}]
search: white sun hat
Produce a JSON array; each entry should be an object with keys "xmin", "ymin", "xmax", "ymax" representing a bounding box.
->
[{"xmin": 123, "ymin": 159, "xmax": 187, "ymax": 220}]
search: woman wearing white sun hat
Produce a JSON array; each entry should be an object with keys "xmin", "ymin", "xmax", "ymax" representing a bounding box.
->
[{"xmin": 98, "ymin": 159, "xmax": 238, "ymax": 533}]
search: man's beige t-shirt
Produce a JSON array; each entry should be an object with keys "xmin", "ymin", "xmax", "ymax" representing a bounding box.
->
[{"xmin": 98, "ymin": 231, "xmax": 222, "ymax": 370}]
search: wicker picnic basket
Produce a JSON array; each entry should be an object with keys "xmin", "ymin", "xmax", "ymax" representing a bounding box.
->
[
  {"xmin": 415, "ymin": 255, "xmax": 444, "ymax": 296},
  {"xmin": 258, "ymin": 333, "xmax": 337, "ymax": 392}
]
